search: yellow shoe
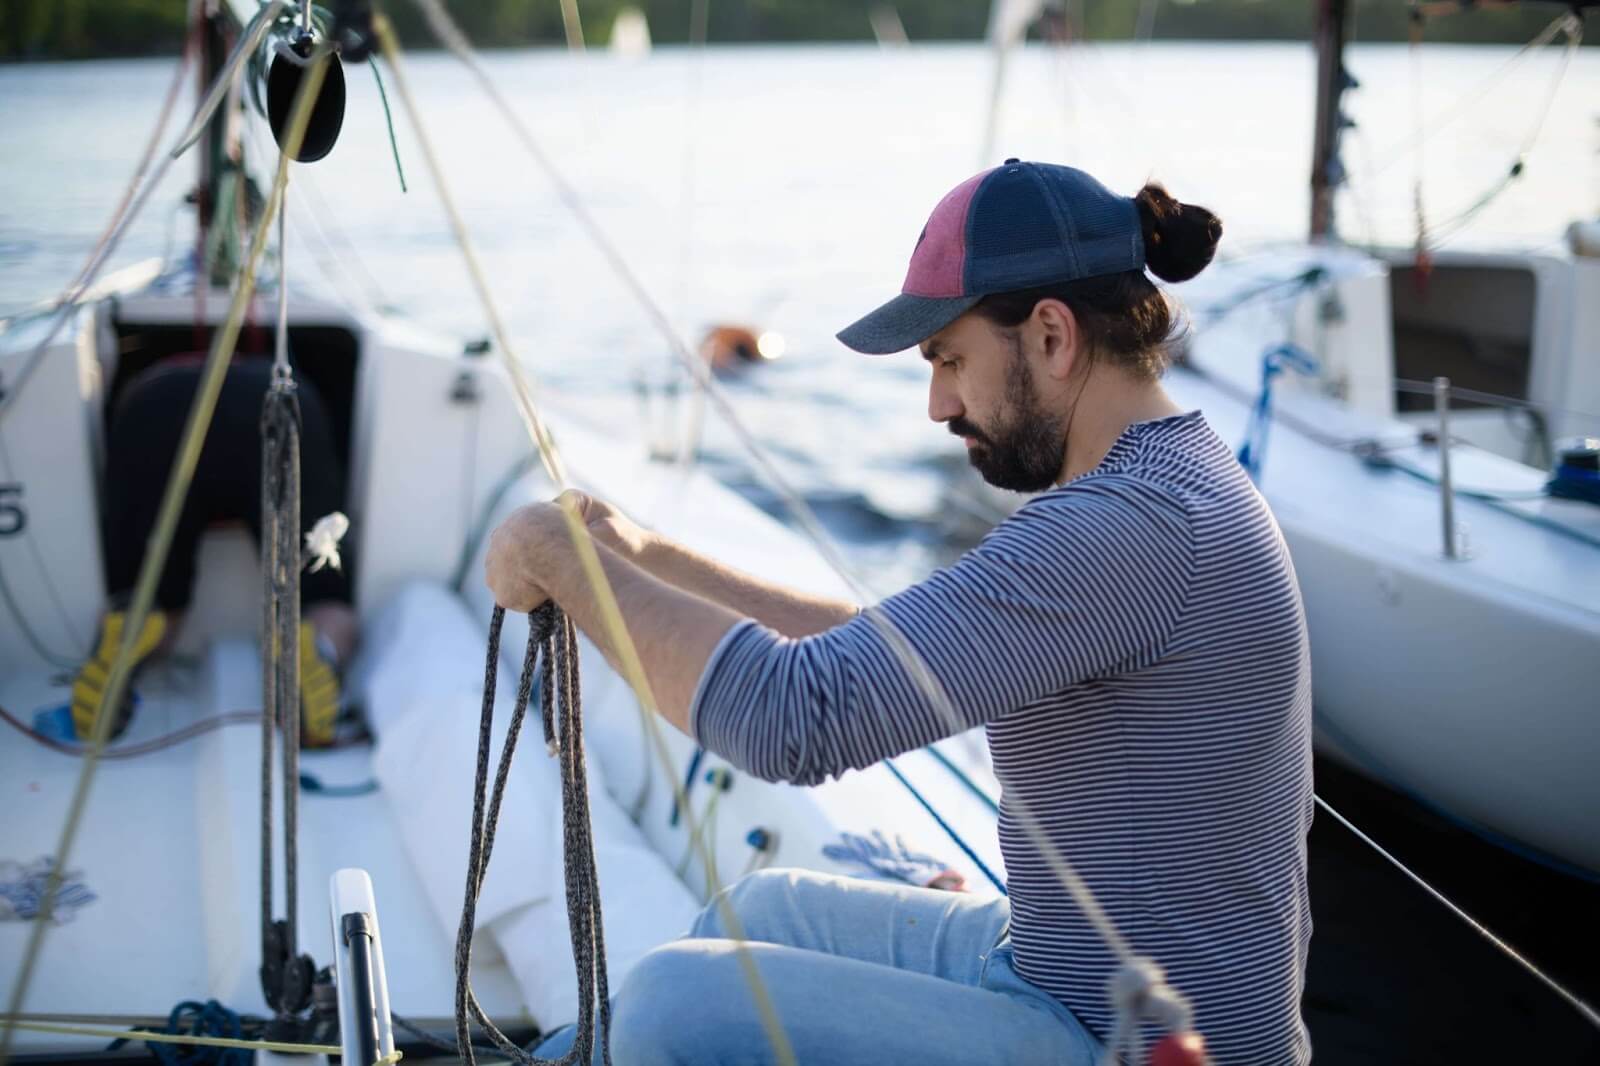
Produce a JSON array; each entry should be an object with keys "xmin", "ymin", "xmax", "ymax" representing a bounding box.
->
[
  {"xmin": 70, "ymin": 610, "xmax": 168, "ymax": 742},
  {"xmin": 298, "ymin": 621, "xmax": 340, "ymax": 748}
]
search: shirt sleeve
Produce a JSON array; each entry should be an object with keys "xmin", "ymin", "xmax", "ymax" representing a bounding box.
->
[{"xmin": 690, "ymin": 475, "xmax": 1196, "ymax": 786}]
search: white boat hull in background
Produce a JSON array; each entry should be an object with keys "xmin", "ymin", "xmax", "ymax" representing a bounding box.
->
[{"xmin": 941, "ymin": 244, "xmax": 1600, "ymax": 876}]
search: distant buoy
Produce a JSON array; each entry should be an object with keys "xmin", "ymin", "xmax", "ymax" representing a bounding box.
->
[{"xmin": 700, "ymin": 325, "xmax": 783, "ymax": 371}]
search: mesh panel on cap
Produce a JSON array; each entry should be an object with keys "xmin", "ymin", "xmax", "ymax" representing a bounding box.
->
[{"xmin": 965, "ymin": 167, "xmax": 1065, "ymax": 261}]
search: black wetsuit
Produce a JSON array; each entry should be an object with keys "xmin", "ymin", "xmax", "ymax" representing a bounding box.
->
[{"xmin": 104, "ymin": 358, "xmax": 351, "ymax": 611}]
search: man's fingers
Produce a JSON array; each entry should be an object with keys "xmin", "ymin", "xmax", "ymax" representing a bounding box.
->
[{"xmin": 554, "ymin": 488, "xmax": 591, "ymax": 519}]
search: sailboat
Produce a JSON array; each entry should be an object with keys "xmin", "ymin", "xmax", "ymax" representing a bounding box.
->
[
  {"xmin": 0, "ymin": 2, "xmax": 1006, "ymax": 1060},
  {"xmin": 953, "ymin": 0, "xmax": 1600, "ymax": 879}
]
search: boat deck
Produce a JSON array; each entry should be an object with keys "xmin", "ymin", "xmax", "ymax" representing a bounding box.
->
[{"xmin": 0, "ymin": 643, "xmax": 526, "ymax": 1056}]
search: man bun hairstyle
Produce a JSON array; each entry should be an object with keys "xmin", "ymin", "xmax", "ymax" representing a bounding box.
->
[
  {"xmin": 1135, "ymin": 182, "xmax": 1223, "ymax": 284},
  {"xmin": 973, "ymin": 182, "xmax": 1222, "ymax": 381}
]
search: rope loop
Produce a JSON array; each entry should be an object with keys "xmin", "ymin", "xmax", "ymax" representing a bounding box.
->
[
  {"xmin": 259, "ymin": 375, "xmax": 313, "ymax": 1020},
  {"xmin": 454, "ymin": 604, "xmax": 611, "ymax": 1066}
]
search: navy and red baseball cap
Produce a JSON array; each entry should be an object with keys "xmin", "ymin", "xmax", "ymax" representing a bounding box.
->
[{"xmin": 837, "ymin": 159, "xmax": 1146, "ymax": 355}]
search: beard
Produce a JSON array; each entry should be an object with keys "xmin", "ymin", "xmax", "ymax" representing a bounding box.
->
[{"xmin": 949, "ymin": 338, "xmax": 1067, "ymax": 493}]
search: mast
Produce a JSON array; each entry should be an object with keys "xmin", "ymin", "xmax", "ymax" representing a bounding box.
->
[
  {"xmin": 196, "ymin": 4, "xmax": 239, "ymax": 289},
  {"xmin": 980, "ymin": 0, "xmax": 1046, "ymax": 168},
  {"xmin": 1309, "ymin": 0, "xmax": 1353, "ymax": 242},
  {"xmin": 196, "ymin": 7, "xmax": 220, "ymax": 291}
]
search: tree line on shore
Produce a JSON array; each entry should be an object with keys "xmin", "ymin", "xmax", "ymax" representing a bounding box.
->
[{"xmin": 3, "ymin": 0, "xmax": 1591, "ymax": 61}]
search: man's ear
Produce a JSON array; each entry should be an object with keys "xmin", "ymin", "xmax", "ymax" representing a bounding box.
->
[{"xmin": 1031, "ymin": 298, "xmax": 1082, "ymax": 383}]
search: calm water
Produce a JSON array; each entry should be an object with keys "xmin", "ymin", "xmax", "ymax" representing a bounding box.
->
[
  {"xmin": 3, "ymin": 42, "xmax": 1598, "ymax": 588},
  {"xmin": 3, "ymin": 42, "xmax": 1600, "ymax": 1060}
]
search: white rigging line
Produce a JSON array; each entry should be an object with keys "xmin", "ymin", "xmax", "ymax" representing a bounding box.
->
[
  {"xmin": 0, "ymin": 27, "xmax": 205, "ymax": 426},
  {"xmin": 1366, "ymin": 11, "xmax": 1577, "ymax": 181},
  {"xmin": 240, "ymin": 113, "xmax": 390, "ymax": 314},
  {"xmin": 674, "ymin": 0, "xmax": 711, "ymax": 469},
  {"xmin": 275, "ymin": 186, "xmax": 293, "ymax": 379},
  {"xmin": 1428, "ymin": 15, "xmax": 1584, "ymax": 247}
]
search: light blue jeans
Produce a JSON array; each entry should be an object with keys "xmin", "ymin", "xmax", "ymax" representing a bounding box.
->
[{"xmin": 534, "ymin": 868, "xmax": 1103, "ymax": 1065}]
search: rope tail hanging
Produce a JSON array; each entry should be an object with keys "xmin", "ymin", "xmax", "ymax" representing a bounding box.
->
[
  {"xmin": 455, "ymin": 605, "xmax": 611, "ymax": 1066},
  {"xmin": 258, "ymin": 372, "xmax": 316, "ymax": 1024}
]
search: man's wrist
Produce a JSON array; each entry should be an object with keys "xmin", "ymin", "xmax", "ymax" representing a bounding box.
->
[{"xmin": 590, "ymin": 517, "xmax": 654, "ymax": 563}]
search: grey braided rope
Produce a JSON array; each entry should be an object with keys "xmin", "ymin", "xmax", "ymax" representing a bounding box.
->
[
  {"xmin": 260, "ymin": 377, "xmax": 310, "ymax": 1016},
  {"xmin": 455, "ymin": 604, "xmax": 612, "ymax": 1066}
]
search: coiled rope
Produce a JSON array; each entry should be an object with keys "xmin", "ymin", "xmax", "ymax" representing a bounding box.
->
[
  {"xmin": 454, "ymin": 604, "xmax": 611, "ymax": 1066},
  {"xmin": 259, "ymin": 371, "xmax": 318, "ymax": 1021},
  {"xmin": 369, "ymin": 16, "xmax": 795, "ymax": 1060}
]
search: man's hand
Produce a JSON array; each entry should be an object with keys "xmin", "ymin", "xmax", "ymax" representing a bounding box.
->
[
  {"xmin": 483, "ymin": 490, "xmax": 649, "ymax": 612},
  {"xmin": 565, "ymin": 489, "xmax": 650, "ymax": 558},
  {"xmin": 484, "ymin": 499, "xmax": 569, "ymax": 612}
]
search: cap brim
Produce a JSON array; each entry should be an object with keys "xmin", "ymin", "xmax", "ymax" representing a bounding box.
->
[{"xmin": 836, "ymin": 293, "xmax": 983, "ymax": 355}]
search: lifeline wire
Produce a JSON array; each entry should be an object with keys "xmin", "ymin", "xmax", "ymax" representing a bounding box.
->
[{"xmin": 1313, "ymin": 795, "xmax": 1600, "ymax": 1032}]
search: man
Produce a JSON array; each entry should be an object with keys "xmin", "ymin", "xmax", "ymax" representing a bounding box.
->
[{"xmin": 486, "ymin": 161, "xmax": 1313, "ymax": 1064}]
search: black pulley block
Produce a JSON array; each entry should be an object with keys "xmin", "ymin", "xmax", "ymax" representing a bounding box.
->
[{"xmin": 267, "ymin": 34, "xmax": 346, "ymax": 163}]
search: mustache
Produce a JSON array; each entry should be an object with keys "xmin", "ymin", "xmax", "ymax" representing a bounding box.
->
[{"xmin": 948, "ymin": 418, "xmax": 989, "ymax": 446}]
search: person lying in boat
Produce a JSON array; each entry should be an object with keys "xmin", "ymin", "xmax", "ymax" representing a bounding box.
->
[
  {"xmin": 485, "ymin": 161, "xmax": 1312, "ymax": 1065},
  {"xmin": 68, "ymin": 358, "xmax": 356, "ymax": 747}
]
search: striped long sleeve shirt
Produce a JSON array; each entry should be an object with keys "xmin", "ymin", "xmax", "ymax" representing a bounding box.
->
[{"xmin": 691, "ymin": 410, "xmax": 1314, "ymax": 1064}]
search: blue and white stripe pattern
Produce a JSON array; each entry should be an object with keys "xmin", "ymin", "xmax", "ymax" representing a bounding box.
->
[{"xmin": 693, "ymin": 411, "xmax": 1313, "ymax": 1064}]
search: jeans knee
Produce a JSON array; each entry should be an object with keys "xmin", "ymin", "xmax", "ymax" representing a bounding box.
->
[
  {"xmin": 611, "ymin": 940, "xmax": 753, "ymax": 1064},
  {"xmin": 692, "ymin": 866, "xmax": 808, "ymax": 940},
  {"xmin": 610, "ymin": 945, "xmax": 681, "ymax": 1063}
]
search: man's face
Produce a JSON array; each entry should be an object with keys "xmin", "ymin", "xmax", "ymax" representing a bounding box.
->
[{"xmin": 920, "ymin": 313, "xmax": 1067, "ymax": 493}]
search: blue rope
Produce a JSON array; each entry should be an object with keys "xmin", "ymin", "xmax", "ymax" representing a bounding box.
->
[
  {"xmin": 125, "ymin": 1001, "xmax": 252, "ymax": 1066},
  {"xmin": 298, "ymin": 772, "xmax": 379, "ymax": 797},
  {"xmin": 669, "ymin": 747, "xmax": 706, "ymax": 827},
  {"xmin": 922, "ymin": 745, "xmax": 1000, "ymax": 815},
  {"xmin": 883, "ymin": 758, "xmax": 1006, "ymax": 895},
  {"xmin": 1237, "ymin": 342, "xmax": 1320, "ymax": 482}
]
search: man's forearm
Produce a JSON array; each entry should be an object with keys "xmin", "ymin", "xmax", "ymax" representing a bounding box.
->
[
  {"xmin": 622, "ymin": 530, "xmax": 859, "ymax": 637},
  {"xmin": 541, "ymin": 533, "xmax": 741, "ymax": 736}
]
